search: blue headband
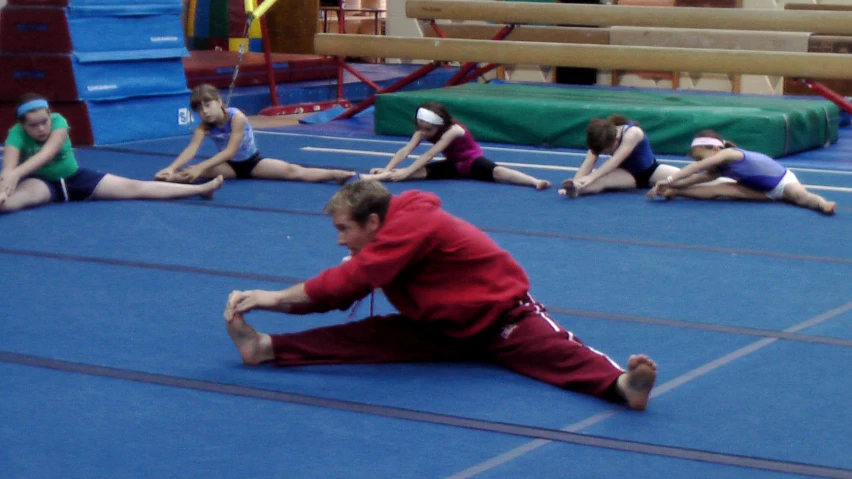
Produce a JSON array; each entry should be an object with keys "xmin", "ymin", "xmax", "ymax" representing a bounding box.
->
[{"xmin": 17, "ymin": 99, "xmax": 49, "ymax": 117}]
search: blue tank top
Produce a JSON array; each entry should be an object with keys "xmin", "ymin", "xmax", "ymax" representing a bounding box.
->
[
  {"xmin": 617, "ymin": 122, "xmax": 656, "ymax": 173},
  {"xmin": 206, "ymin": 107, "xmax": 258, "ymax": 161},
  {"xmin": 717, "ymin": 148, "xmax": 787, "ymax": 191}
]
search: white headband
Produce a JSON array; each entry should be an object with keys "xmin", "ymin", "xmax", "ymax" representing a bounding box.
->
[
  {"xmin": 690, "ymin": 137, "xmax": 725, "ymax": 148},
  {"xmin": 416, "ymin": 108, "xmax": 444, "ymax": 126}
]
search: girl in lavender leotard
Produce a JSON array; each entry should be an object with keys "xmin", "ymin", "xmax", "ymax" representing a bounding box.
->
[
  {"xmin": 361, "ymin": 101, "xmax": 551, "ymax": 190},
  {"xmin": 647, "ymin": 129, "xmax": 835, "ymax": 215}
]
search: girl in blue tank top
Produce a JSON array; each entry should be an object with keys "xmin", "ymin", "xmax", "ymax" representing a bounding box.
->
[
  {"xmin": 155, "ymin": 84, "xmax": 355, "ymax": 184},
  {"xmin": 559, "ymin": 115, "xmax": 680, "ymax": 198},
  {"xmin": 647, "ymin": 130, "xmax": 835, "ymax": 215}
]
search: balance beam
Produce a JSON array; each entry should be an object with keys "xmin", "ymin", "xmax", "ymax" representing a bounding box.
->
[
  {"xmin": 421, "ymin": 24, "xmax": 609, "ymax": 45},
  {"xmin": 406, "ymin": 0, "xmax": 852, "ymax": 35},
  {"xmin": 314, "ymin": 34, "xmax": 852, "ymax": 79}
]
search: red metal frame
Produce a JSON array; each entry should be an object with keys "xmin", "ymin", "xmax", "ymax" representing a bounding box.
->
[
  {"xmin": 791, "ymin": 78, "xmax": 852, "ymax": 114},
  {"xmin": 258, "ymin": 0, "xmax": 353, "ymax": 116},
  {"xmin": 330, "ymin": 21, "xmax": 517, "ymax": 120}
]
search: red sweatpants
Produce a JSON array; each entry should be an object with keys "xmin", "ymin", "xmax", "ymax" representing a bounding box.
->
[{"xmin": 270, "ymin": 297, "xmax": 625, "ymax": 400}]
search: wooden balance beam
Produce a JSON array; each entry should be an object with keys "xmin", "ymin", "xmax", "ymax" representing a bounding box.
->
[
  {"xmin": 420, "ymin": 24, "xmax": 610, "ymax": 45},
  {"xmin": 406, "ymin": 0, "xmax": 852, "ymax": 35},
  {"xmin": 314, "ymin": 34, "xmax": 852, "ymax": 80}
]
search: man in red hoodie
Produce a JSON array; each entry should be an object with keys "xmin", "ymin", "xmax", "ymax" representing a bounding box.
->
[{"xmin": 225, "ymin": 180, "xmax": 656, "ymax": 409}]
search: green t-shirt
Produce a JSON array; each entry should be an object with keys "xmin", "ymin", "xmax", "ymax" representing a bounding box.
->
[{"xmin": 4, "ymin": 113, "xmax": 78, "ymax": 181}]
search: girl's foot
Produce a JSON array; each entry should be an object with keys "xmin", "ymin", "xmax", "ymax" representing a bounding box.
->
[{"xmin": 200, "ymin": 175, "xmax": 224, "ymax": 200}]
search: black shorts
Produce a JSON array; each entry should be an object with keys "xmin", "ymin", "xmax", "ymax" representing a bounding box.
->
[
  {"xmin": 226, "ymin": 152, "xmax": 263, "ymax": 179},
  {"xmin": 425, "ymin": 157, "xmax": 498, "ymax": 182},
  {"xmin": 628, "ymin": 161, "xmax": 660, "ymax": 189},
  {"xmin": 39, "ymin": 168, "xmax": 107, "ymax": 202}
]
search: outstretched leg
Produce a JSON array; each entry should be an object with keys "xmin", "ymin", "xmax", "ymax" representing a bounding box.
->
[
  {"xmin": 492, "ymin": 166, "xmax": 551, "ymax": 190},
  {"xmin": 665, "ymin": 182, "xmax": 769, "ymax": 201},
  {"xmin": 252, "ymin": 158, "xmax": 355, "ymax": 184},
  {"xmin": 484, "ymin": 304, "xmax": 655, "ymax": 409},
  {"xmin": 0, "ymin": 178, "xmax": 52, "ymax": 213},
  {"xmin": 559, "ymin": 168, "xmax": 636, "ymax": 197},
  {"xmin": 782, "ymin": 182, "xmax": 836, "ymax": 215},
  {"xmin": 92, "ymin": 174, "xmax": 223, "ymax": 200}
]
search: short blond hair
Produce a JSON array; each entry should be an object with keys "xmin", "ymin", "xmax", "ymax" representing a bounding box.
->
[{"xmin": 324, "ymin": 179, "xmax": 392, "ymax": 225}]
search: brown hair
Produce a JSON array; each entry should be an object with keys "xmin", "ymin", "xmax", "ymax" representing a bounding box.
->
[
  {"xmin": 415, "ymin": 101, "xmax": 454, "ymax": 140},
  {"xmin": 586, "ymin": 114, "xmax": 636, "ymax": 154},
  {"xmin": 693, "ymin": 129, "xmax": 737, "ymax": 148},
  {"xmin": 189, "ymin": 84, "xmax": 222, "ymax": 111},
  {"xmin": 16, "ymin": 93, "xmax": 49, "ymax": 122},
  {"xmin": 323, "ymin": 179, "xmax": 392, "ymax": 226}
]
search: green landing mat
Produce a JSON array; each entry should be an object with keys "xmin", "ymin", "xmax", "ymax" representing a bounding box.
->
[{"xmin": 374, "ymin": 83, "xmax": 839, "ymax": 158}]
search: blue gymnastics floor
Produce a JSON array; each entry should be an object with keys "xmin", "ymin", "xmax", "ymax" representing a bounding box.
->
[{"xmin": 1, "ymin": 113, "xmax": 850, "ymax": 479}]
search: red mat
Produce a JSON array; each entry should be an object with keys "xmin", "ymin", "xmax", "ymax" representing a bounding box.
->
[{"xmin": 183, "ymin": 50, "xmax": 337, "ymax": 89}]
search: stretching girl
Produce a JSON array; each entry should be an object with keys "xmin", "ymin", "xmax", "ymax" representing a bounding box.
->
[
  {"xmin": 1, "ymin": 95, "xmax": 222, "ymax": 214},
  {"xmin": 647, "ymin": 130, "xmax": 836, "ymax": 215},
  {"xmin": 559, "ymin": 115, "xmax": 679, "ymax": 197},
  {"xmin": 361, "ymin": 101, "xmax": 551, "ymax": 190},
  {"xmin": 155, "ymin": 84, "xmax": 355, "ymax": 184}
]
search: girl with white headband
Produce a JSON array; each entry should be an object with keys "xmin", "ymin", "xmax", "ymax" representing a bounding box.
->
[
  {"xmin": 559, "ymin": 115, "xmax": 679, "ymax": 198},
  {"xmin": 0, "ymin": 94, "xmax": 224, "ymax": 214},
  {"xmin": 362, "ymin": 101, "xmax": 551, "ymax": 190},
  {"xmin": 647, "ymin": 130, "xmax": 835, "ymax": 215}
]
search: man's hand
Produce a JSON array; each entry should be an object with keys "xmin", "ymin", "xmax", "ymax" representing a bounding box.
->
[{"xmin": 225, "ymin": 289, "xmax": 280, "ymax": 321}]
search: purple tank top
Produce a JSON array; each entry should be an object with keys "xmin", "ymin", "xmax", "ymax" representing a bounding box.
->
[
  {"xmin": 440, "ymin": 123, "xmax": 484, "ymax": 176},
  {"xmin": 717, "ymin": 148, "xmax": 787, "ymax": 191}
]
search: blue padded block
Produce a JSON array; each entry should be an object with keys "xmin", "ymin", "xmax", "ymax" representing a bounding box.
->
[
  {"xmin": 68, "ymin": 13, "xmax": 187, "ymax": 56},
  {"xmin": 86, "ymin": 91, "xmax": 195, "ymax": 145},
  {"xmin": 72, "ymin": 56, "xmax": 188, "ymax": 101},
  {"xmin": 67, "ymin": 1, "xmax": 182, "ymax": 15}
]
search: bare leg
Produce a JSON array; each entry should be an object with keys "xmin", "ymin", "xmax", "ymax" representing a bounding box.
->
[
  {"xmin": 0, "ymin": 178, "xmax": 52, "ymax": 213},
  {"xmin": 251, "ymin": 158, "xmax": 355, "ymax": 184},
  {"xmin": 665, "ymin": 182, "xmax": 769, "ymax": 201},
  {"xmin": 782, "ymin": 182, "xmax": 836, "ymax": 215},
  {"xmin": 225, "ymin": 313, "xmax": 275, "ymax": 365},
  {"xmin": 492, "ymin": 166, "xmax": 551, "ymax": 190},
  {"xmin": 197, "ymin": 164, "xmax": 237, "ymax": 180},
  {"xmin": 92, "ymin": 174, "xmax": 223, "ymax": 200},
  {"xmin": 648, "ymin": 164, "xmax": 679, "ymax": 184},
  {"xmin": 559, "ymin": 168, "xmax": 636, "ymax": 197},
  {"xmin": 615, "ymin": 354, "xmax": 657, "ymax": 411}
]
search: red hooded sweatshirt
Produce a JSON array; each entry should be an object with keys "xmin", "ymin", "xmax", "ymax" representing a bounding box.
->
[{"xmin": 297, "ymin": 190, "xmax": 532, "ymax": 338}]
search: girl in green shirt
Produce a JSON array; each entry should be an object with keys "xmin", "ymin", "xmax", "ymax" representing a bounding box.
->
[{"xmin": 1, "ymin": 95, "xmax": 223, "ymax": 214}]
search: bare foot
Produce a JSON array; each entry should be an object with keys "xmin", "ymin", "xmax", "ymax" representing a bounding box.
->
[
  {"xmin": 535, "ymin": 179, "xmax": 551, "ymax": 191},
  {"xmin": 225, "ymin": 312, "xmax": 274, "ymax": 365},
  {"xmin": 199, "ymin": 175, "xmax": 224, "ymax": 200},
  {"xmin": 559, "ymin": 179, "xmax": 579, "ymax": 198},
  {"xmin": 821, "ymin": 201, "xmax": 836, "ymax": 216},
  {"xmin": 335, "ymin": 171, "xmax": 357, "ymax": 185},
  {"xmin": 616, "ymin": 354, "xmax": 657, "ymax": 411}
]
